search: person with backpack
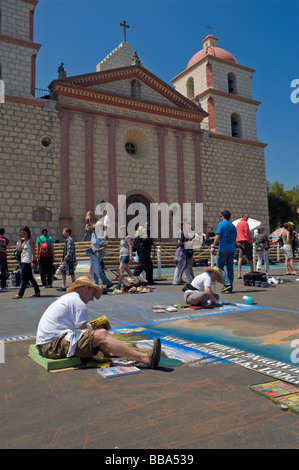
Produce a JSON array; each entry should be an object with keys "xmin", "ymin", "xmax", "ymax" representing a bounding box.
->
[{"xmin": 36, "ymin": 228, "xmax": 55, "ymax": 288}]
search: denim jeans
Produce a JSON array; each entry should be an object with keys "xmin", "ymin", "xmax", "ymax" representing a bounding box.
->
[
  {"xmin": 217, "ymin": 252, "xmax": 234, "ymax": 287},
  {"xmin": 173, "ymin": 258, "xmax": 192, "ymax": 285},
  {"xmin": 92, "ymin": 260, "xmax": 111, "ymax": 286}
]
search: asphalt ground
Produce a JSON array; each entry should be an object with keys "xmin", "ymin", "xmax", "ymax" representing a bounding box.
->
[{"xmin": 0, "ymin": 264, "xmax": 298, "ymax": 451}]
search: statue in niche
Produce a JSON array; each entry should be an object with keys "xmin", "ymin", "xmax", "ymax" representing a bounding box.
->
[{"xmin": 131, "ymin": 79, "xmax": 141, "ymax": 98}]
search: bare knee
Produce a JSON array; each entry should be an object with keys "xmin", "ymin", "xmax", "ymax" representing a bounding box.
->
[{"xmin": 92, "ymin": 328, "xmax": 110, "ymax": 351}]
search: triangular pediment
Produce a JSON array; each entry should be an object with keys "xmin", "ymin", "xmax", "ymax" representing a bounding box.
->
[{"xmin": 50, "ymin": 65, "xmax": 208, "ymax": 118}]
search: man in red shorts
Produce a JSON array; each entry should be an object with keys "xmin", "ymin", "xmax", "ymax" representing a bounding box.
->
[{"xmin": 236, "ymin": 213, "xmax": 254, "ymax": 278}]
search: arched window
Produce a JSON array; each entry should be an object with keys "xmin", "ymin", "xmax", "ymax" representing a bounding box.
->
[
  {"xmin": 186, "ymin": 77, "xmax": 194, "ymax": 99},
  {"xmin": 131, "ymin": 80, "xmax": 141, "ymax": 98},
  {"xmin": 231, "ymin": 113, "xmax": 242, "ymax": 138},
  {"xmin": 228, "ymin": 72, "xmax": 237, "ymax": 94}
]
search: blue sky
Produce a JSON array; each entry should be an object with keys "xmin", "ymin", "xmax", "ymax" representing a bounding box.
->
[{"xmin": 34, "ymin": 0, "xmax": 299, "ymax": 190}]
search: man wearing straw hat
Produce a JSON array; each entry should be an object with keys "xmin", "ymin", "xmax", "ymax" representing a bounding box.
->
[
  {"xmin": 184, "ymin": 267, "xmax": 225, "ymax": 307},
  {"xmin": 36, "ymin": 276, "xmax": 161, "ymax": 368}
]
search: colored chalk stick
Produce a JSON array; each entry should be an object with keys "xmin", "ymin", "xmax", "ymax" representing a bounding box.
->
[{"xmin": 28, "ymin": 344, "xmax": 81, "ymax": 371}]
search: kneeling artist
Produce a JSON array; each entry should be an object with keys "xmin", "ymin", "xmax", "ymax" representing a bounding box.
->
[{"xmin": 184, "ymin": 267, "xmax": 225, "ymax": 307}]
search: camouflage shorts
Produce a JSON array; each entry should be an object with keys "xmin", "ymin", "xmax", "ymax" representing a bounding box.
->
[{"xmin": 37, "ymin": 330, "xmax": 96, "ymax": 359}]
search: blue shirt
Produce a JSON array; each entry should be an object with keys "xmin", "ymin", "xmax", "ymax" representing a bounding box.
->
[
  {"xmin": 91, "ymin": 233, "xmax": 107, "ymax": 262},
  {"xmin": 216, "ymin": 220, "xmax": 237, "ymax": 252}
]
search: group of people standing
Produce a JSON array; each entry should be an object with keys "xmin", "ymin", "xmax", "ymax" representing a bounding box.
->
[
  {"xmin": 10, "ymin": 226, "xmax": 76, "ymax": 298},
  {"xmin": 0, "ymin": 224, "xmax": 78, "ymax": 298},
  {"xmin": 87, "ymin": 220, "xmax": 156, "ymax": 290},
  {"xmin": 1, "ymin": 209, "xmax": 297, "ymax": 302},
  {"xmin": 177, "ymin": 212, "xmax": 268, "ymax": 308}
]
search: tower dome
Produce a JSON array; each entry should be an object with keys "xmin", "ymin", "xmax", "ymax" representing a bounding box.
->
[{"xmin": 186, "ymin": 35, "xmax": 237, "ymax": 70}]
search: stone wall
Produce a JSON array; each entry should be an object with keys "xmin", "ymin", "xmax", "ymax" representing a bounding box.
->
[
  {"xmin": 200, "ymin": 133, "xmax": 269, "ymax": 232},
  {"xmin": 0, "ymin": 98, "xmax": 61, "ymax": 243}
]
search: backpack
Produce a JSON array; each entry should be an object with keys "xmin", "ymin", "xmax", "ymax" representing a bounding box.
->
[
  {"xmin": 122, "ymin": 275, "xmax": 148, "ymax": 290},
  {"xmin": 39, "ymin": 238, "xmax": 51, "ymax": 258},
  {"xmin": 243, "ymin": 272, "xmax": 267, "ymax": 286}
]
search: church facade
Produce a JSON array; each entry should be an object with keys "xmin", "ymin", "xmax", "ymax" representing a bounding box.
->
[{"xmin": 0, "ymin": 0, "xmax": 269, "ymax": 243}]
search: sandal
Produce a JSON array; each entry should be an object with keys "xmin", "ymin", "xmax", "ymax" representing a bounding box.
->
[
  {"xmin": 13, "ymin": 295, "xmax": 22, "ymax": 299},
  {"xmin": 29, "ymin": 293, "xmax": 41, "ymax": 297}
]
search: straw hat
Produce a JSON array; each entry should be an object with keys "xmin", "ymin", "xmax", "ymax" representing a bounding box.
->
[
  {"xmin": 67, "ymin": 276, "xmax": 102, "ymax": 299},
  {"xmin": 204, "ymin": 267, "xmax": 225, "ymax": 284}
]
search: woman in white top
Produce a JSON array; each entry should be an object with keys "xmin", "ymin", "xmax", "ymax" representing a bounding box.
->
[
  {"xmin": 13, "ymin": 226, "xmax": 40, "ymax": 299},
  {"xmin": 282, "ymin": 222, "xmax": 297, "ymax": 275},
  {"xmin": 119, "ymin": 225, "xmax": 133, "ymax": 285}
]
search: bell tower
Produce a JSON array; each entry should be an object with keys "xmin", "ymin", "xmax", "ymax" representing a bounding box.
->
[
  {"xmin": 0, "ymin": 0, "xmax": 41, "ymax": 98},
  {"xmin": 172, "ymin": 35, "xmax": 261, "ymax": 142}
]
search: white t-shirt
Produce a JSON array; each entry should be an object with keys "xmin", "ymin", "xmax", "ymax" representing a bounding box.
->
[
  {"xmin": 103, "ymin": 214, "xmax": 110, "ymax": 228},
  {"xmin": 185, "ymin": 272, "xmax": 212, "ymax": 293},
  {"xmin": 36, "ymin": 292, "xmax": 89, "ymax": 357}
]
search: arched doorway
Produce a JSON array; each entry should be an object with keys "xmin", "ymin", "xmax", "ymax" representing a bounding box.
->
[{"xmin": 125, "ymin": 194, "xmax": 151, "ymax": 237}]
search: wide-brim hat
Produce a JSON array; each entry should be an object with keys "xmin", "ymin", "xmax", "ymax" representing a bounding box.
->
[
  {"xmin": 67, "ymin": 276, "xmax": 102, "ymax": 299},
  {"xmin": 204, "ymin": 267, "xmax": 225, "ymax": 284}
]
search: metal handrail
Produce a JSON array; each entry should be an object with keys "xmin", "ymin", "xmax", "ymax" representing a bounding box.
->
[{"xmin": 35, "ymin": 88, "xmax": 55, "ymax": 100}]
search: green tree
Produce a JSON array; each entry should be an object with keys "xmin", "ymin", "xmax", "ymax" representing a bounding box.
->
[{"xmin": 267, "ymin": 182, "xmax": 299, "ymax": 232}]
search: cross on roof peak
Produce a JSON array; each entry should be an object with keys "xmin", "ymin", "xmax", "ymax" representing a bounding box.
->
[
  {"xmin": 206, "ymin": 25, "xmax": 212, "ymax": 35},
  {"xmin": 120, "ymin": 20, "xmax": 130, "ymax": 42}
]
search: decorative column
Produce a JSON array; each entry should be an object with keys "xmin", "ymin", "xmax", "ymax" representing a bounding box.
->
[
  {"xmin": 58, "ymin": 111, "xmax": 72, "ymax": 227},
  {"xmin": 206, "ymin": 60, "xmax": 213, "ymax": 88},
  {"xmin": 192, "ymin": 133, "xmax": 203, "ymax": 202},
  {"xmin": 175, "ymin": 130, "xmax": 185, "ymax": 207},
  {"xmin": 105, "ymin": 119, "xmax": 118, "ymax": 211},
  {"xmin": 207, "ymin": 96, "xmax": 216, "ymax": 131},
  {"xmin": 83, "ymin": 114, "xmax": 95, "ymax": 213},
  {"xmin": 155, "ymin": 127, "xmax": 167, "ymax": 203}
]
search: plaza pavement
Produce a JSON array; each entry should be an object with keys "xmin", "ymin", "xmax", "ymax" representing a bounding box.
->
[{"xmin": 0, "ymin": 264, "xmax": 298, "ymax": 450}]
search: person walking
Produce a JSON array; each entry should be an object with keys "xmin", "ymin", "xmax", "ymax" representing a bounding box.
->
[
  {"xmin": 119, "ymin": 225, "xmax": 133, "ymax": 285},
  {"xmin": 83, "ymin": 211, "xmax": 92, "ymax": 241},
  {"xmin": 89, "ymin": 223, "xmax": 113, "ymax": 291},
  {"xmin": 13, "ymin": 226, "xmax": 41, "ymax": 299},
  {"xmin": 56, "ymin": 227, "xmax": 76, "ymax": 292},
  {"xmin": 36, "ymin": 228, "xmax": 55, "ymax": 287}
]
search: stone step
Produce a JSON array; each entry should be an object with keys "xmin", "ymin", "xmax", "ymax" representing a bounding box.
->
[{"xmin": 6, "ymin": 241, "xmax": 297, "ymax": 272}]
